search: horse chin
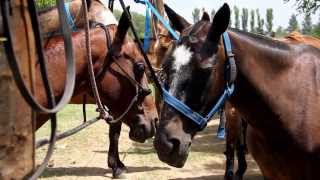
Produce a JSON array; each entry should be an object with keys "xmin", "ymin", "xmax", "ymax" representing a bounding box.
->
[
  {"xmin": 127, "ymin": 115, "xmax": 155, "ymax": 143},
  {"xmin": 129, "ymin": 130, "xmax": 147, "ymax": 143},
  {"xmin": 156, "ymin": 147, "xmax": 190, "ymax": 168}
]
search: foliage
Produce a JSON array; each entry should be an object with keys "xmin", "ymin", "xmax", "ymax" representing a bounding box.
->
[
  {"xmin": 311, "ymin": 15, "xmax": 320, "ymax": 38},
  {"xmin": 266, "ymin": 8, "xmax": 274, "ymax": 34},
  {"xmin": 234, "ymin": 6, "xmax": 240, "ymax": 29},
  {"xmin": 256, "ymin": 9, "xmax": 264, "ymax": 34},
  {"xmin": 284, "ymin": 0, "xmax": 320, "ymax": 14},
  {"xmin": 287, "ymin": 14, "xmax": 300, "ymax": 32},
  {"xmin": 250, "ymin": 10, "xmax": 255, "ymax": 33},
  {"xmin": 113, "ymin": 10, "xmax": 146, "ymax": 38},
  {"xmin": 302, "ymin": 13, "xmax": 313, "ymax": 34},
  {"xmin": 36, "ymin": 0, "xmax": 56, "ymax": 9},
  {"xmin": 192, "ymin": 8, "xmax": 201, "ymax": 23},
  {"xmin": 276, "ymin": 26, "xmax": 287, "ymax": 37},
  {"xmin": 241, "ymin": 8, "xmax": 249, "ymax": 32}
]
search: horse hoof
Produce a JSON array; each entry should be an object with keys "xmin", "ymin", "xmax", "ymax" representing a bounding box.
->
[
  {"xmin": 224, "ymin": 171, "xmax": 234, "ymax": 180},
  {"xmin": 112, "ymin": 167, "xmax": 127, "ymax": 179}
]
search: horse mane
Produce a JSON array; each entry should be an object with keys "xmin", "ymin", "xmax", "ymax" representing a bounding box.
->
[{"xmin": 229, "ymin": 28, "xmax": 291, "ymax": 50}]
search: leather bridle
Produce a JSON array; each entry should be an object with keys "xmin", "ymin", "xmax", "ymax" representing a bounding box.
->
[{"xmin": 91, "ymin": 22, "xmax": 152, "ymax": 124}]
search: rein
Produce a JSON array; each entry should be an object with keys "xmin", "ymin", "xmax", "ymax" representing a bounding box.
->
[
  {"xmin": 162, "ymin": 32, "xmax": 236, "ymax": 129},
  {"xmin": 81, "ymin": 0, "xmax": 113, "ymax": 123}
]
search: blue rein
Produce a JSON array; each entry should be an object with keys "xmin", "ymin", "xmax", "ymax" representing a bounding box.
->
[
  {"xmin": 162, "ymin": 32, "xmax": 236, "ymax": 129},
  {"xmin": 135, "ymin": 0, "xmax": 180, "ymax": 51},
  {"xmin": 64, "ymin": 3, "xmax": 77, "ymax": 32}
]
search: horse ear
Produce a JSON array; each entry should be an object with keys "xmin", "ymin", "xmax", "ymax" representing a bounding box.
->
[
  {"xmin": 201, "ymin": 12, "xmax": 210, "ymax": 21},
  {"xmin": 86, "ymin": 0, "xmax": 92, "ymax": 9},
  {"xmin": 164, "ymin": 4, "xmax": 191, "ymax": 33},
  {"xmin": 206, "ymin": 3, "xmax": 230, "ymax": 44},
  {"xmin": 114, "ymin": 6, "xmax": 131, "ymax": 46}
]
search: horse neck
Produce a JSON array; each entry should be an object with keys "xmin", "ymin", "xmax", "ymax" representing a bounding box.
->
[
  {"xmin": 38, "ymin": 27, "xmax": 115, "ymax": 106},
  {"xmin": 226, "ymin": 30, "xmax": 295, "ymax": 129}
]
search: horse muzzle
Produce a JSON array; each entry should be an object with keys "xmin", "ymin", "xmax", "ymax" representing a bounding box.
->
[
  {"xmin": 129, "ymin": 115, "xmax": 156, "ymax": 143},
  {"xmin": 154, "ymin": 126, "xmax": 191, "ymax": 167}
]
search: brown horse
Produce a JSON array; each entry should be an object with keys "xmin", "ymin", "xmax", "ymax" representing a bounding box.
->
[
  {"xmin": 37, "ymin": 11, "xmax": 158, "ymax": 178},
  {"xmin": 154, "ymin": 3, "xmax": 320, "ymax": 180},
  {"xmin": 38, "ymin": 0, "xmax": 115, "ymax": 34}
]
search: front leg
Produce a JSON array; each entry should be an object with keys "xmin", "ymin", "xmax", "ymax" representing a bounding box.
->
[{"xmin": 107, "ymin": 122, "xmax": 127, "ymax": 178}]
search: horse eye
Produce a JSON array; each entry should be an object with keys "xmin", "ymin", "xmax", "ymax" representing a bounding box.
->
[{"xmin": 134, "ymin": 62, "xmax": 145, "ymax": 78}]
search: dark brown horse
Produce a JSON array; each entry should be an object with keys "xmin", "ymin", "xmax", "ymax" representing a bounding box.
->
[
  {"xmin": 37, "ymin": 11, "xmax": 158, "ymax": 178},
  {"xmin": 154, "ymin": 3, "xmax": 320, "ymax": 180}
]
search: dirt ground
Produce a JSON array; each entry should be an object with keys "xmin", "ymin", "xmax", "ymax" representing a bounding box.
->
[{"xmin": 36, "ymin": 105, "xmax": 262, "ymax": 180}]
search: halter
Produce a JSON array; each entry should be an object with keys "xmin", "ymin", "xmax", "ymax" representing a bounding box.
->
[
  {"xmin": 94, "ymin": 23, "xmax": 152, "ymax": 124},
  {"xmin": 162, "ymin": 32, "xmax": 236, "ymax": 129}
]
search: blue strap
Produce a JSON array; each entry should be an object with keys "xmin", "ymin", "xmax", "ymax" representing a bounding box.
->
[
  {"xmin": 135, "ymin": 0, "xmax": 180, "ymax": 41},
  {"xmin": 143, "ymin": 6, "xmax": 151, "ymax": 52},
  {"xmin": 64, "ymin": 3, "xmax": 77, "ymax": 32},
  {"xmin": 162, "ymin": 84, "xmax": 234, "ymax": 129},
  {"xmin": 223, "ymin": 32, "xmax": 233, "ymax": 56},
  {"xmin": 162, "ymin": 32, "xmax": 236, "ymax": 129}
]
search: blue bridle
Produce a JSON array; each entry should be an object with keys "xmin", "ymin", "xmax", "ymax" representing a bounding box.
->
[{"xmin": 162, "ymin": 32, "xmax": 236, "ymax": 129}]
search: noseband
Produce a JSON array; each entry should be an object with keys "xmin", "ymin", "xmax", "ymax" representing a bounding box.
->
[
  {"xmin": 94, "ymin": 23, "xmax": 151, "ymax": 124},
  {"xmin": 162, "ymin": 32, "xmax": 237, "ymax": 129}
]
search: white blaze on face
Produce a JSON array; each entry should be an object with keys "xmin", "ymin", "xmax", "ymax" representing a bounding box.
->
[
  {"xmin": 169, "ymin": 45, "xmax": 193, "ymax": 95},
  {"xmin": 173, "ymin": 45, "xmax": 192, "ymax": 71}
]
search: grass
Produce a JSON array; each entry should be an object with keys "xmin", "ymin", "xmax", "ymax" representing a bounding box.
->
[{"xmin": 36, "ymin": 105, "xmax": 262, "ymax": 180}]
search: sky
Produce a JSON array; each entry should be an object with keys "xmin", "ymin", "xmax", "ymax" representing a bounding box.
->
[{"xmin": 114, "ymin": 0, "xmax": 320, "ymax": 30}]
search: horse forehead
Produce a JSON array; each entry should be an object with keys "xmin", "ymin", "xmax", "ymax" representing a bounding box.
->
[{"xmin": 172, "ymin": 45, "xmax": 193, "ymax": 71}]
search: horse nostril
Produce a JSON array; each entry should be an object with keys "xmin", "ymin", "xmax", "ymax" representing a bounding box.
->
[{"xmin": 169, "ymin": 138, "xmax": 181, "ymax": 154}]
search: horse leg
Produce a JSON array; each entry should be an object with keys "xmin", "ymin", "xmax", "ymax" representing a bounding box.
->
[
  {"xmin": 242, "ymin": 119, "xmax": 248, "ymax": 154},
  {"xmin": 235, "ymin": 119, "xmax": 248, "ymax": 180},
  {"xmin": 107, "ymin": 122, "xmax": 127, "ymax": 178},
  {"xmin": 224, "ymin": 125, "xmax": 235, "ymax": 180},
  {"xmin": 235, "ymin": 139, "xmax": 247, "ymax": 180}
]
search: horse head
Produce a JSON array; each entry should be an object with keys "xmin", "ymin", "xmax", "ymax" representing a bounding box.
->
[
  {"xmin": 154, "ymin": 3, "xmax": 231, "ymax": 167},
  {"xmin": 96, "ymin": 10, "xmax": 158, "ymax": 142}
]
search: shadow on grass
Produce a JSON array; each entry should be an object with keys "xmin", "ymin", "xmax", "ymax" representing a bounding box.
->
[
  {"xmin": 169, "ymin": 173, "xmax": 263, "ymax": 180},
  {"xmin": 40, "ymin": 166, "xmax": 170, "ymax": 178}
]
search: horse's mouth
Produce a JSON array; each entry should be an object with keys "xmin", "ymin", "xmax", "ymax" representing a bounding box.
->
[
  {"xmin": 129, "ymin": 131, "xmax": 147, "ymax": 143},
  {"xmin": 157, "ymin": 149, "xmax": 189, "ymax": 168}
]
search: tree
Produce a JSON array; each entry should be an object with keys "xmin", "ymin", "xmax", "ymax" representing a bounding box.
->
[
  {"xmin": 250, "ymin": 10, "xmax": 255, "ymax": 33},
  {"xmin": 114, "ymin": 10, "xmax": 145, "ymax": 38},
  {"xmin": 287, "ymin": 14, "xmax": 300, "ymax": 32},
  {"xmin": 234, "ymin": 6, "xmax": 240, "ymax": 29},
  {"xmin": 256, "ymin": 9, "xmax": 264, "ymax": 34},
  {"xmin": 211, "ymin": 9, "xmax": 216, "ymax": 21},
  {"xmin": 241, "ymin": 8, "xmax": 249, "ymax": 32},
  {"xmin": 276, "ymin": 26, "xmax": 287, "ymax": 37},
  {"xmin": 302, "ymin": 13, "xmax": 313, "ymax": 34},
  {"xmin": 266, "ymin": 8, "xmax": 274, "ymax": 34},
  {"xmin": 192, "ymin": 8, "xmax": 201, "ymax": 23},
  {"xmin": 312, "ymin": 15, "xmax": 320, "ymax": 37},
  {"xmin": 284, "ymin": 0, "xmax": 320, "ymax": 14}
]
